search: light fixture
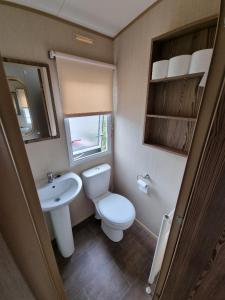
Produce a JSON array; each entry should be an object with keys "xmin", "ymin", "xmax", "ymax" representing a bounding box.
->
[{"xmin": 75, "ymin": 34, "xmax": 94, "ymax": 45}]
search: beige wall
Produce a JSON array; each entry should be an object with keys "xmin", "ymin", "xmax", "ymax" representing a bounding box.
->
[
  {"xmin": 0, "ymin": 1, "xmax": 220, "ymax": 238},
  {"xmin": 113, "ymin": 0, "xmax": 220, "ymax": 236},
  {"xmin": 0, "ymin": 4, "xmax": 113, "ymax": 228}
]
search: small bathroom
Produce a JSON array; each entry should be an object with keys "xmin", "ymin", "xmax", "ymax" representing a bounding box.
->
[{"xmin": 0, "ymin": 1, "xmax": 221, "ymax": 300}]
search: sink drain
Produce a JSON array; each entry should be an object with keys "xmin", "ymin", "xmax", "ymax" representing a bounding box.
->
[{"xmin": 54, "ymin": 198, "xmax": 61, "ymax": 202}]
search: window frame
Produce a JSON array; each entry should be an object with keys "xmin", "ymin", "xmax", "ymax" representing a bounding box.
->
[{"xmin": 64, "ymin": 114, "xmax": 112, "ymax": 167}]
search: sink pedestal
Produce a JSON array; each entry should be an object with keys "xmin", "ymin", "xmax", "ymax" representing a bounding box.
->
[{"xmin": 50, "ymin": 205, "xmax": 74, "ymax": 257}]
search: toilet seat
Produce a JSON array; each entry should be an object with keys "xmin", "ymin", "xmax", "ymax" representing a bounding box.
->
[{"xmin": 97, "ymin": 193, "xmax": 135, "ymax": 229}]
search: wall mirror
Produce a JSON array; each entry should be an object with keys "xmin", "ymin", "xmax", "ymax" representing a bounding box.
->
[{"xmin": 3, "ymin": 58, "xmax": 59, "ymax": 143}]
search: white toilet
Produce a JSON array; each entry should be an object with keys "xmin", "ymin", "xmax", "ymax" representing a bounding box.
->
[{"xmin": 82, "ymin": 164, "xmax": 136, "ymax": 242}]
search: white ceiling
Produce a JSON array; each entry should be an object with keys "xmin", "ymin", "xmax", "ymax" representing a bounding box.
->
[{"xmin": 6, "ymin": 0, "xmax": 158, "ymax": 37}]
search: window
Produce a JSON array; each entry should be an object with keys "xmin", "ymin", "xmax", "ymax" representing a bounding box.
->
[
  {"xmin": 54, "ymin": 53, "xmax": 114, "ymax": 165},
  {"xmin": 65, "ymin": 114, "xmax": 111, "ymax": 165},
  {"xmin": 23, "ymin": 108, "xmax": 32, "ymax": 125}
]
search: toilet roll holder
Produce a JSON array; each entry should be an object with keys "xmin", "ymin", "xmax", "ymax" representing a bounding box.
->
[{"xmin": 137, "ymin": 173, "xmax": 151, "ymax": 181}]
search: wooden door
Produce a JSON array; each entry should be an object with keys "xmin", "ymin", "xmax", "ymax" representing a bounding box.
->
[
  {"xmin": 0, "ymin": 54, "xmax": 66, "ymax": 299},
  {"xmin": 0, "ymin": 232, "xmax": 35, "ymax": 300},
  {"xmin": 154, "ymin": 1, "xmax": 225, "ymax": 299}
]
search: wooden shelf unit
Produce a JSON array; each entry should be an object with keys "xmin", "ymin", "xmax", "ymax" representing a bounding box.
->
[
  {"xmin": 149, "ymin": 72, "xmax": 204, "ymax": 83},
  {"xmin": 144, "ymin": 18, "xmax": 217, "ymax": 156},
  {"xmin": 146, "ymin": 115, "xmax": 197, "ymax": 122}
]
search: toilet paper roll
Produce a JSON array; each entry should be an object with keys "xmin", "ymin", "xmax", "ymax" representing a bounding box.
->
[
  {"xmin": 189, "ymin": 48, "xmax": 213, "ymax": 87},
  {"xmin": 167, "ymin": 55, "xmax": 191, "ymax": 77},
  {"xmin": 137, "ymin": 178, "xmax": 149, "ymax": 194},
  {"xmin": 152, "ymin": 60, "xmax": 169, "ymax": 80}
]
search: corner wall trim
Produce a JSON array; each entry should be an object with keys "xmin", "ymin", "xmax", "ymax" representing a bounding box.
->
[{"xmin": 135, "ymin": 218, "xmax": 158, "ymax": 240}]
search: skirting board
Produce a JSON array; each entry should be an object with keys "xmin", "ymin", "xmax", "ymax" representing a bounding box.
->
[
  {"xmin": 71, "ymin": 214, "xmax": 159, "ymax": 241},
  {"xmin": 71, "ymin": 215, "xmax": 158, "ymax": 241},
  {"xmin": 135, "ymin": 218, "xmax": 158, "ymax": 240},
  {"xmin": 71, "ymin": 212, "xmax": 94, "ymax": 229},
  {"xmin": 49, "ymin": 213, "xmax": 94, "ymax": 241},
  {"xmin": 50, "ymin": 214, "xmax": 158, "ymax": 242}
]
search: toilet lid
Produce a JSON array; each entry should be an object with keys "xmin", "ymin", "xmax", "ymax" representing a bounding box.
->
[{"xmin": 97, "ymin": 193, "xmax": 135, "ymax": 225}]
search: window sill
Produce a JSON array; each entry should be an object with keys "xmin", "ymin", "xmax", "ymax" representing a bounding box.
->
[{"xmin": 69, "ymin": 150, "xmax": 112, "ymax": 167}]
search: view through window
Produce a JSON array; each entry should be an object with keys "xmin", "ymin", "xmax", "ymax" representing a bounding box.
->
[{"xmin": 66, "ymin": 114, "xmax": 110, "ymax": 161}]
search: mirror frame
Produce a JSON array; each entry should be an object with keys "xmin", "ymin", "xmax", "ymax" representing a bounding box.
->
[{"xmin": 3, "ymin": 57, "xmax": 60, "ymax": 143}]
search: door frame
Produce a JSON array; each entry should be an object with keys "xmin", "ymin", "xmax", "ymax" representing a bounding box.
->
[
  {"xmin": 153, "ymin": 0, "xmax": 225, "ymax": 298},
  {"xmin": 0, "ymin": 54, "xmax": 66, "ymax": 299}
]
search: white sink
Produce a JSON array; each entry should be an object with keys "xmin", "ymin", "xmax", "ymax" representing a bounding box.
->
[
  {"xmin": 38, "ymin": 172, "xmax": 82, "ymax": 212},
  {"xmin": 37, "ymin": 172, "xmax": 82, "ymax": 258}
]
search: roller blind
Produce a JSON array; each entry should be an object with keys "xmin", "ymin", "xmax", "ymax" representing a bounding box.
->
[{"xmin": 55, "ymin": 53, "xmax": 114, "ymax": 116}]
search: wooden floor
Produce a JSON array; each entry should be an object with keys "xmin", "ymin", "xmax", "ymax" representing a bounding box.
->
[{"xmin": 54, "ymin": 216, "xmax": 156, "ymax": 300}]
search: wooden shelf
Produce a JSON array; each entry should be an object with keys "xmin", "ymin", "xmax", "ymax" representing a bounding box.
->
[
  {"xmin": 144, "ymin": 20, "xmax": 216, "ymax": 156},
  {"xmin": 144, "ymin": 117, "xmax": 196, "ymax": 155},
  {"xmin": 144, "ymin": 143, "xmax": 188, "ymax": 157},
  {"xmin": 150, "ymin": 72, "xmax": 204, "ymax": 83},
  {"xmin": 146, "ymin": 114, "xmax": 197, "ymax": 122}
]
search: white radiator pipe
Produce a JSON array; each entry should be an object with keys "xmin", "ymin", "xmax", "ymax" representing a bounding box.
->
[{"xmin": 148, "ymin": 209, "xmax": 174, "ymax": 285}]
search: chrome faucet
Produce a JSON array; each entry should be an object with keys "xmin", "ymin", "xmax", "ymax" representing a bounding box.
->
[{"xmin": 47, "ymin": 171, "xmax": 54, "ymax": 183}]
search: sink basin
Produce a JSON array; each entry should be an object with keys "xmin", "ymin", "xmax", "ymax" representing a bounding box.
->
[
  {"xmin": 37, "ymin": 172, "xmax": 82, "ymax": 258},
  {"xmin": 38, "ymin": 172, "xmax": 82, "ymax": 212}
]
